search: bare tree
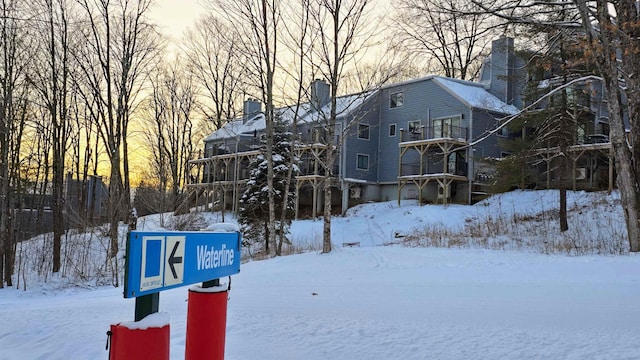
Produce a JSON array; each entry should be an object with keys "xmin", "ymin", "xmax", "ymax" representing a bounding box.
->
[
  {"xmin": 74, "ymin": 0, "xmax": 161, "ymax": 284},
  {"xmin": 66, "ymin": 90, "xmax": 103, "ymax": 227},
  {"xmin": 0, "ymin": 0, "xmax": 31, "ymax": 288},
  {"xmin": 28, "ymin": 0, "xmax": 75, "ymax": 274},
  {"xmin": 70, "ymin": 58, "xmax": 108, "ymax": 226},
  {"xmin": 579, "ymin": 0, "xmax": 640, "ymax": 252},
  {"xmin": 307, "ymin": 0, "xmax": 374, "ymax": 253},
  {"xmin": 183, "ymin": 14, "xmax": 246, "ymax": 131},
  {"xmin": 16, "ymin": 108, "xmax": 52, "ymax": 246},
  {"xmin": 143, "ymin": 59, "xmax": 195, "ymax": 211},
  {"xmin": 471, "ymin": 0, "xmax": 640, "ymax": 251},
  {"xmin": 210, "ymin": 0, "xmax": 280, "ymax": 255},
  {"xmin": 275, "ymin": 0, "xmax": 313, "ymax": 255},
  {"xmin": 393, "ymin": 0, "xmax": 498, "ymax": 80}
]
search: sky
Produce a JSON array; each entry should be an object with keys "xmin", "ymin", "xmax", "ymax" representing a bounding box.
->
[
  {"xmin": 1, "ymin": 190, "xmax": 639, "ymax": 359},
  {"xmin": 149, "ymin": 0, "xmax": 205, "ymax": 40},
  {"xmin": 147, "ymin": 0, "xmax": 393, "ymax": 47}
]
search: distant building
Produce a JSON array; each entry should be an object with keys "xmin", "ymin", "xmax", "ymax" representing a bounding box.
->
[
  {"xmin": 65, "ymin": 174, "xmax": 108, "ymax": 226},
  {"xmin": 9, "ymin": 174, "xmax": 107, "ymax": 242},
  {"xmin": 186, "ymin": 36, "xmax": 613, "ymax": 216}
]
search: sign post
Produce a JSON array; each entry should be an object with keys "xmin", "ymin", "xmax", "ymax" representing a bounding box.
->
[
  {"xmin": 134, "ymin": 294, "xmax": 159, "ymax": 322},
  {"xmin": 115, "ymin": 228, "xmax": 241, "ymax": 360}
]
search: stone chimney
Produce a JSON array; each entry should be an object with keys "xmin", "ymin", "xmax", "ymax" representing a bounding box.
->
[
  {"xmin": 310, "ymin": 79, "xmax": 330, "ymax": 110},
  {"xmin": 481, "ymin": 36, "xmax": 524, "ymax": 108},
  {"xmin": 243, "ymin": 98, "xmax": 262, "ymax": 124}
]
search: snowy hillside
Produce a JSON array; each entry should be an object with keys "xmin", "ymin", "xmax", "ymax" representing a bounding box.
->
[
  {"xmin": 1, "ymin": 190, "xmax": 638, "ymax": 359},
  {"xmin": 289, "ymin": 189, "xmax": 627, "ymax": 254}
]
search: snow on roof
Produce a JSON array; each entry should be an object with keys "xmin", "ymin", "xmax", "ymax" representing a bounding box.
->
[
  {"xmin": 433, "ymin": 77, "xmax": 519, "ymax": 115},
  {"xmin": 205, "ymin": 92, "xmax": 372, "ymax": 142},
  {"xmin": 277, "ymin": 103, "xmax": 313, "ymax": 124},
  {"xmin": 204, "ymin": 76, "xmax": 516, "ymax": 143},
  {"xmin": 298, "ymin": 92, "xmax": 372, "ymax": 123},
  {"xmin": 204, "ymin": 113, "xmax": 265, "ymax": 142}
]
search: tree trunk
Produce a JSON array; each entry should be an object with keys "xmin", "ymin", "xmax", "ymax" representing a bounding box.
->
[
  {"xmin": 559, "ymin": 186, "xmax": 568, "ymax": 232},
  {"xmin": 617, "ymin": 0, "xmax": 640, "ymax": 252},
  {"xmin": 323, "ymin": 185, "xmax": 332, "ymax": 253},
  {"xmin": 262, "ymin": 0, "xmax": 277, "ymax": 257},
  {"xmin": 108, "ymin": 159, "xmax": 122, "ymax": 288},
  {"xmin": 264, "ymin": 221, "xmax": 269, "ymax": 254},
  {"xmin": 0, "ymin": 102, "xmax": 8, "ymax": 287},
  {"xmin": 574, "ymin": 0, "xmax": 640, "ymax": 252},
  {"xmin": 108, "ymin": 152, "xmax": 123, "ymax": 260},
  {"xmin": 52, "ymin": 153, "xmax": 64, "ymax": 273},
  {"xmin": 605, "ymin": 82, "xmax": 640, "ymax": 251}
]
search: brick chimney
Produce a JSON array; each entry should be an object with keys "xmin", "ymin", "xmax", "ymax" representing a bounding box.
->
[
  {"xmin": 310, "ymin": 79, "xmax": 330, "ymax": 110},
  {"xmin": 479, "ymin": 36, "xmax": 525, "ymax": 109},
  {"xmin": 243, "ymin": 98, "xmax": 262, "ymax": 124}
]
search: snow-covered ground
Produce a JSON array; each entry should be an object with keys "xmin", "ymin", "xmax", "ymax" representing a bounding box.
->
[{"xmin": 1, "ymin": 190, "xmax": 639, "ymax": 359}]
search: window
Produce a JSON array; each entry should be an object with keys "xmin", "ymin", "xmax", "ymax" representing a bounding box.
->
[
  {"xmin": 389, "ymin": 124, "xmax": 396, "ymax": 137},
  {"xmin": 358, "ymin": 123, "xmax": 370, "ymax": 140},
  {"xmin": 577, "ymin": 124, "xmax": 586, "ymax": 144},
  {"xmin": 408, "ymin": 121, "xmax": 422, "ymax": 133},
  {"xmin": 432, "ymin": 116, "xmax": 461, "ymax": 138},
  {"xmin": 356, "ymin": 154, "xmax": 369, "ymax": 170},
  {"xmin": 448, "ymin": 153, "xmax": 457, "ymax": 174},
  {"xmin": 390, "ymin": 91, "xmax": 404, "ymax": 108},
  {"xmin": 448, "ymin": 152, "xmax": 465, "ymax": 175},
  {"xmin": 566, "ymin": 87, "xmax": 574, "ymax": 104}
]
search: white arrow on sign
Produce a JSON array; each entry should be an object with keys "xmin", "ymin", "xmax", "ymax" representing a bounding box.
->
[{"xmin": 164, "ymin": 235, "xmax": 185, "ymax": 286}]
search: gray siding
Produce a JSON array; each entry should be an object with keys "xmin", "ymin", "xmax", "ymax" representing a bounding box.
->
[
  {"xmin": 342, "ymin": 98, "xmax": 379, "ymax": 182},
  {"xmin": 201, "ymin": 75, "xmax": 517, "ymax": 205},
  {"xmin": 376, "ymin": 80, "xmax": 472, "ymax": 183},
  {"xmin": 471, "ymin": 110, "xmax": 507, "ymax": 159}
]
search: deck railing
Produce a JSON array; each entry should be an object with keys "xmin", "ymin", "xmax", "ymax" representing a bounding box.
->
[{"xmin": 400, "ymin": 125, "xmax": 468, "ymax": 142}]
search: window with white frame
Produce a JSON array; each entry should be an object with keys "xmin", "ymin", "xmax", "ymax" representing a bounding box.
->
[
  {"xmin": 390, "ymin": 91, "xmax": 404, "ymax": 108},
  {"xmin": 358, "ymin": 123, "xmax": 370, "ymax": 140},
  {"xmin": 432, "ymin": 116, "xmax": 461, "ymax": 138},
  {"xmin": 408, "ymin": 120, "xmax": 422, "ymax": 133},
  {"xmin": 389, "ymin": 123, "xmax": 396, "ymax": 137},
  {"xmin": 356, "ymin": 154, "xmax": 369, "ymax": 170}
]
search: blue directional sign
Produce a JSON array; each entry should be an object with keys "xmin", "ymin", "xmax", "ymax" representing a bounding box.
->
[{"xmin": 124, "ymin": 230, "xmax": 241, "ymax": 298}]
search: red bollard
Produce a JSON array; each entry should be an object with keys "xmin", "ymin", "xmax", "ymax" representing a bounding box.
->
[
  {"xmin": 108, "ymin": 312, "xmax": 170, "ymax": 360},
  {"xmin": 185, "ymin": 282, "xmax": 230, "ymax": 360}
]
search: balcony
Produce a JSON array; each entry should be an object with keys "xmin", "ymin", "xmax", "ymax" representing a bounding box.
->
[{"xmin": 400, "ymin": 124, "xmax": 469, "ymax": 143}]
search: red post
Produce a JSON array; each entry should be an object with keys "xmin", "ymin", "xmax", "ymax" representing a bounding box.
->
[
  {"xmin": 185, "ymin": 282, "xmax": 230, "ymax": 360},
  {"xmin": 108, "ymin": 312, "xmax": 170, "ymax": 360}
]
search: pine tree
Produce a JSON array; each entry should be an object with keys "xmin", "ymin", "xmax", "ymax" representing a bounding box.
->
[
  {"xmin": 496, "ymin": 30, "xmax": 596, "ymax": 232},
  {"xmin": 238, "ymin": 116, "xmax": 299, "ymax": 255}
]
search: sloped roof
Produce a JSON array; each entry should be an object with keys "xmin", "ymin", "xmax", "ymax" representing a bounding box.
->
[
  {"xmin": 204, "ymin": 76, "xmax": 517, "ymax": 143},
  {"xmin": 204, "ymin": 113, "xmax": 266, "ymax": 141},
  {"xmin": 433, "ymin": 77, "xmax": 519, "ymax": 115},
  {"xmin": 297, "ymin": 92, "xmax": 373, "ymax": 123},
  {"xmin": 205, "ymin": 92, "xmax": 372, "ymax": 142}
]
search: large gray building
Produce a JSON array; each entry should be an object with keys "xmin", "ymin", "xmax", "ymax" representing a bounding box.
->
[{"xmin": 186, "ymin": 36, "xmax": 612, "ymax": 216}]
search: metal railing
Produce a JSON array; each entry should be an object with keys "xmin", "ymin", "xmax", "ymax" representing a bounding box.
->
[
  {"xmin": 400, "ymin": 124, "xmax": 468, "ymax": 142},
  {"xmin": 400, "ymin": 160, "xmax": 467, "ymax": 177}
]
